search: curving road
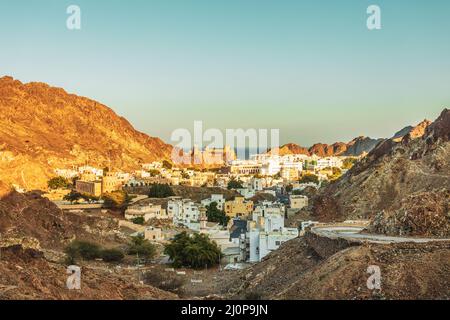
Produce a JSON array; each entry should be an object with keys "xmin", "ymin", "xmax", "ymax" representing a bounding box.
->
[{"xmin": 310, "ymin": 225, "xmax": 450, "ymax": 244}]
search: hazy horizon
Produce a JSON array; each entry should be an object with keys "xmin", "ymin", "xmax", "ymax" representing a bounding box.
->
[{"xmin": 1, "ymin": 0, "xmax": 449, "ymax": 145}]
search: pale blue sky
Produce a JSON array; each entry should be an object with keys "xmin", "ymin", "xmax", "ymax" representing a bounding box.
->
[{"xmin": 0, "ymin": 0, "xmax": 449, "ymax": 145}]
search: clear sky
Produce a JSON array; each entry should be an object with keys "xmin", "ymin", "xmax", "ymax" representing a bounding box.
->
[{"xmin": 1, "ymin": 0, "xmax": 449, "ymax": 146}]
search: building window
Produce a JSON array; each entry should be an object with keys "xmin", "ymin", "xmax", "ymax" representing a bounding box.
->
[{"xmin": 275, "ymin": 241, "xmax": 281, "ymax": 246}]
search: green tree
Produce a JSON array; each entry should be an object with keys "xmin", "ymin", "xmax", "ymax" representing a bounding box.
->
[
  {"xmin": 63, "ymin": 190, "xmax": 83, "ymax": 204},
  {"xmin": 102, "ymin": 190, "xmax": 130, "ymax": 209},
  {"xmin": 206, "ymin": 202, "xmax": 229, "ymax": 226},
  {"xmin": 48, "ymin": 176, "xmax": 71, "ymax": 189},
  {"xmin": 101, "ymin": 248, "xmax": 124, "ymax": 263},
  {"xmin": 148, "ymin": 183, "xmax": 175, "ymax": 198},
  {"xmin": 164, "ymin": 232, "xmax": 221, "ymax": 269},
  {"xmin": 128, "ymin": 234, "xmax": 157, "ymax": 261},
  {"xmin": 131, "ymin": 216, "xmax": 145, "ymax": 225},
  {"xmin": 299, "ymin": 174, "xmax": 319, "ymax": 184},
  {"xmin": 64, "ymin": 240, "xmax": 102, "ymax": 263},
  {"xmin": 227, "ymin": 178, "xmax": 243, "ymax": 190},
  {"xmin": 285, "ymin": 184, "xmax": 293, "ymax": 193}
]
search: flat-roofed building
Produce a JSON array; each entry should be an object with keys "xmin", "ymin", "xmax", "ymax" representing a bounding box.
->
[
  {"xmin": 224, "ymin": 196, "xmax": 253, "ymax": 218},
  {"xmin": 75, "ymin": 180, "xmax": 102, "ymax": 197}
]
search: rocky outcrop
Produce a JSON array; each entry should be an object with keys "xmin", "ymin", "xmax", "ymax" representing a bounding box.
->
[
  {"xmin": 0, "ymin": 185, "xmax": 124, "ymax": 250},
  {"xmin": 0, "ymin": 76, "xmax": 173, "ymax": 190},
  {"xmin": 368, "ymin": 189, "xmax": 450, "ymax": 238},
  {"xmin": 313, "ymin": 109, "xmax": 450, "ymax": 234}
]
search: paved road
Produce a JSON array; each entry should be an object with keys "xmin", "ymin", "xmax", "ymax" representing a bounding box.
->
[{"xmin": 311, "ymin": 225, "xmax": 450, "ymax": 244}]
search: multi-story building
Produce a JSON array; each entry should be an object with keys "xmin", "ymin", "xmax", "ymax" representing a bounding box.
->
[
  {"xmin": 168, "ymin": 197, "xmax": 201, "ymax": 230},
  {"xmin": 230, "ymin": 160, "xmax": 262, "ymax": 175},
  {"xmin": 75, "ymin": 180, "xmax": 102, "ymax": 197},
  {"xmin": 102, "ymin": 172, "xmax": 122, "ymax": 193},
  {"xmin": 224, "ymin": 196, "xmax": 254, "ymax": 218},
  {"xmin": 242, "ymin": 209, "xmax": 298, "ymax": 262},
  {"xmin": 125, "ymin": 204, "xmax": 169, "ymax": 221},
  {"xmin": 201, "ymin": 194, "xmax": 226, "ymax": 210}
]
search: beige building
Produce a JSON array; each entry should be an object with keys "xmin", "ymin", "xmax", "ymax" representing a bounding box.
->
[
  {"xmin": 290, "ymin": 195, "xmax": 308, "ymax": 210},
  {"xmin": 144, "ymin": 226, "xmax": 163, "ymax": 241},
  {"xmin": 75, "ymin": 172, "xmax": 122, "ymax": 197},
  {"xmin": 125, "ymin": 204, "xmax": 169, "ymax": 221},
  {"xmin": 224, "ymin": 196, "xmax": 253, "ymax": 218},
  {"xmin": 75, "ymin": 180, "xmax": 102, "ymax": 197},
  {"xmin": 102, "ymin": 172, "xmax": 122, "ymax": 193}
]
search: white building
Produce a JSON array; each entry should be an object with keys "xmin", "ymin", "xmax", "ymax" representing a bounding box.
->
[
  {"xmin": 201, "ymin": 194, "xmax": 226, "ymax": 210},
  {"xmin": 242, "ymin": 204, "xmax": 298, "ymax": 262},
  {"xmin": 236, "ymin": 188, "xmax": 256, "ymax": 199},
  {"xmin": 316, "ymin": 157, "xmax": 343, "ymax": 169},
  {"xmin": 250, "ymin": 177, "xmax": 264, "ymax": 191},
  {"xmin": 260, "ymin": 159, "xmax": 281, "ymax": 176},
  {"xmin": 55, "ymin": 168, "xmax": 79, "ymax": 179},
  {"xmin": 168, "ymin": 198, "xmax": 201, "ymax": 231}
]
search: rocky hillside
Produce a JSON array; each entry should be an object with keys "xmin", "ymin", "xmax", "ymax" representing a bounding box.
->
[
  {"xmin": 269, "ymin": 137, "xmax": 382, "ymax": 157},
  {"xmin": 0, "ymin": 76, "xmax": 173, "ymax": 190},
  {"xmin": 312, "ymin": 109, "xmax": 450, "ymax": 233},
  {"xmin": 229, "ymin": 237, "xmax": 450, "ymax": 300},
  {"xmin": 0, "ymin": 182, "xmax": 125, "ymax": 250},
  {"xmin": 0, "ymin": 181, "xmax": 175, "ymax": 299}
]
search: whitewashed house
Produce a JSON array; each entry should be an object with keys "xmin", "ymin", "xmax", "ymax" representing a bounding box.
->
[
  {"xmin": 168, "ymin": 198, "xmax": 201, "ymax": 231},
  {"xmin": 201, "ymin": 194, "xmax": 226, "ymax": 210}
]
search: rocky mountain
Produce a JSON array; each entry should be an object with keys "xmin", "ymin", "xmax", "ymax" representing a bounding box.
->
[
  {"xmin": 312, "ymin": 109, "xmax": 450, "ymax": 236},
  {"xmin": 269, "ymin": 137, "xmax": 382, "ymax": 157},
  {"xmin": 0, "ymin": 76, "xmax": 173, "ymax": 190},
  {"xmin": 267, "ymin": 143, "xmax": 310, "ymax": 156},
  {"xmin": 391, "ymin": 119, "xmax": 432, "ymax": 142},
  {"xmin": 342, "ymin": 136, "xmax": 384, "ymax": 156},
  {"xmin": 309, "ymin": 142, "xmax": 348, "ymax": 157}
]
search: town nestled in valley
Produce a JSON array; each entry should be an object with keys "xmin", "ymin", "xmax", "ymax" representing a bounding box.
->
[{"xmin": 0, "ymin": 77, "xmax": 449, "ymax": 300}]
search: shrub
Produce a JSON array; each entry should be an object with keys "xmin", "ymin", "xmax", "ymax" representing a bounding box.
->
[
  {"xmin": 101, "ymin": 248, "xmax": 125, "ymax": 263},
  {"xmin": 48, "ymin": 176, "xmax": 71, "ymax": 189},
  {"xmin": 131, "ymin": 216, "xmax": 145, "ymax": 225},
  {"xmin": 64, "ymin": 240, "xmax": 102, "ymax": 263},
  {"xmin": 63, "ymin": 190, "xmax": 83, "ymax": 204},
  {"xmin": 128, "ymin": 234, "xmax": 157, "ymax": 261},
  {"xmin": 102, "ymin": 190, "xmax": 130, "ymax": 209},
  {"xmin": 144, "ymin": 269, "xmax": 186, "ymax": 293},
  {"xmin": 227, "ymin": 178, "xmax": 243, "ymax": 190},
  {"xmin": 148, "ymin": 183, "xmax": 175, "ymax": 198},
  {"xmin": 244, "ymin": 290, "xmax": 263, "ymax": 300},
  {"xmin": 299, "ymin": 174, "xmax": 319, "ymax": 184}
]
